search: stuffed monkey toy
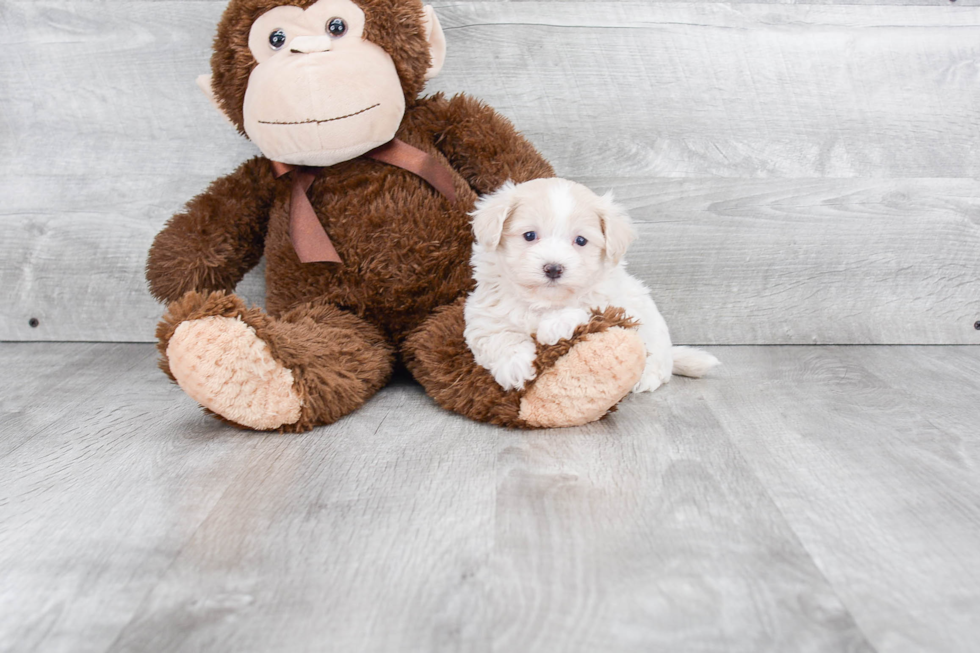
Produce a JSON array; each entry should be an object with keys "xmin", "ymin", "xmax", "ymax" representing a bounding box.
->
[{"xmin": 147, "ymin": 0, "xmax": 647, "ymax": 432}]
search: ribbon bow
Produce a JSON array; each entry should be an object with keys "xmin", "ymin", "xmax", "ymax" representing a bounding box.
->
[{"xmin": 272, "ymin": 138, "xmax": 458, "ymax": 264}]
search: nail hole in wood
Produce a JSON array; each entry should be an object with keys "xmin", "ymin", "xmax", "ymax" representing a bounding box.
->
[
  {"xmin": 29, "ymin": 318, "xmax": 39, "ymax": 328},
  {"xmin": 975, "ymin": 320, "xmax": 980, "ymax": 331}
]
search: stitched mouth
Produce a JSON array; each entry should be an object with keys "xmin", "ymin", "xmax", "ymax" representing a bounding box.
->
[{"xmin": 258, "ymin": 103, "xmax": 380, "ymax": 126}]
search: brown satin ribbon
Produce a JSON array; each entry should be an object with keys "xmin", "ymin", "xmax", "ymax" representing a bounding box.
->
[
  {"xmin": 272, "ymin": 138, "xmax": 457, "ymax": 264},
  {"xmin": 365, "ymin": 138, "xmax": 458, "ymax": 204},
  {"xmin": 272, "ymin": 162, "xmax": 342, "ymax": 264}
]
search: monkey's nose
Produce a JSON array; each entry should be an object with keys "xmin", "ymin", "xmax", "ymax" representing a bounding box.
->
[
  {"xmin": 290, "ymin": 36, "xmax": 333, "ymax": 54},
  {"xmin": 543, "ymin": 263, "xmax": 564, "ymax": 280}
]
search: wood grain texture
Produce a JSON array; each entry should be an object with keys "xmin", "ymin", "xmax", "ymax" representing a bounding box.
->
[
  {"xmin": 1, "ymin": 1, "xmax": 979, "ymax": 343},
  {"xmin": 699, "ymin": 346, "xmax": 980, "ymax": 653},
  {"xmin": 4, "ymin": 342, "xmax": 980, "ymax": 651},
  {"xmin": 603, "ymin": 177, "xmax": 980, "ymax": 345},
  {"xmin": 0, "ymin": 344, "xmax": 271, "ymax": 653},
  {"xmin": 5, "ymin": 176, "xmax": 976, "ymax": 344},
  {"xmin": 103, "ymin": 383, "xmax": 499, "ymax": 653},
  {"xmin": 1, "ymin": 342, "xmax": 883, "ymax": 653},
  {"xmin": 437, "ymin": 3, "xmax": 980, "ymax": 179},
  {"xmin": 489, "ymin": 393, "xmax": 871, "ymax": 652}
]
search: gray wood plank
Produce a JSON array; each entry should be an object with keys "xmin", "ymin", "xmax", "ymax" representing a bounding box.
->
[
  {"xmin": 604, "ymin": 177, "xmax": 980, "ymax": 345},
  {"xmin": 3, "ymin": 1, "xmax": 976, "ymax": 180},
  {"xmin": 4, "ymin": 176, "xmax": 977, "ymax": 344},
  {"xmin": 4, "ymin": 343, "xmax": 980, "ymax": 651},
  {"xmin": 104, "ymin": 381, "xmax": 499, "ymax": 653},
  {"xmin": 1, "ymin": 342, "xmax": 884, "ymax": 653},
  {"xmin": 439, "ymin": 2, "xmax": 980, "ymax": 179},
  {"xmin": 0, "ymin": 345, "xmax": 499, "ymax": 653},
  {"xmin": 698, "ymin": 345, "xmax": 980, "ymax": 653},
  {"xmin": 2, "ymin": 2, "xmax": 980, "ymax": 343},
  {"xmin": 488, "ymin": 393, "xmax": 872, "ymax": 652},
  {"xmin": 0, "ymin": 342, "xmax": 111, "ymax": 457},
  {"xmin": 0, "ymin": 344, "xmax": 276, "ymax": 653}
]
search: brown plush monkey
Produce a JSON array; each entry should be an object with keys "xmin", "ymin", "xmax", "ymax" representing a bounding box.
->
[{"xmin": 147, "ymin": 0, "xmax": 646, "ymax": 432}]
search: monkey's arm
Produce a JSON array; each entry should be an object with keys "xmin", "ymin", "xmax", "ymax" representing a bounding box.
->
[
  {"xmin": 146, "ymin": 157, "xmax": 276, "ymax": 303},
  {"xmin": 428, "ymin": 93, "xmax": 554, "ymax": 195}
]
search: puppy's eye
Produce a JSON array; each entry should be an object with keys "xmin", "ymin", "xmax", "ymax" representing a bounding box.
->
[
  {"xmin": 269, "ymin": 28, "xmax": 287, "ymax": 50},
  {"xmin": 575, "ymin": 236, "xmax": 588, "ymax": 246},
  {"xmin": 327, "ymin": 17, "xmax": 348, "ymax": 37},
  {"xmin": 523, "ymin": 231, "xmax": 537, "ymax": 242}
]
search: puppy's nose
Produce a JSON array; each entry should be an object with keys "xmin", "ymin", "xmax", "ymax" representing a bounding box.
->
[{"xmin": 543, "ymin": 263, "xmax": 564, "ymax": 280}]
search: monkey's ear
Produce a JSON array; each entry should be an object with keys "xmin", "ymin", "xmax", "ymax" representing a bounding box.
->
[
  {"xmin": 597, "ymin": 192, "xmax": 637, "ymax": 266},
  {"xmin": 421, "ymin": 5, "xmax": 447, "ymax": 81},
  {"xmin": 471, "ymin": 181, "xmax": 518, "ymax": 249},
  {"xmin": 196, "ymin": 74, "xmax": 235, "ymax": 126}
]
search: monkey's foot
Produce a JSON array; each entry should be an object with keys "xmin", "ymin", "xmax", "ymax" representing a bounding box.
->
[
  {"xmin": 519, "ymin": 326, "xmax": 646, "ymax": 428},
  {"xmin": 167, "ymin": 315, "xmax": 303, "ymax": 430},
  {"xmin": 157, "ymin": 291, "xmax": 393, "ymax": 432}
]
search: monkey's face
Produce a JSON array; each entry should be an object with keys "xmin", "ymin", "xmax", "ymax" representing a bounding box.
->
[{"xmin": 242, "ymin": 0, "xmax": 406, "ymax": 166}]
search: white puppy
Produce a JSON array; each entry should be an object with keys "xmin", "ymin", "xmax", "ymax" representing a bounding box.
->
[{"xmin": 464, "ymin": 178, "xmax": 718, "ymax": 393}]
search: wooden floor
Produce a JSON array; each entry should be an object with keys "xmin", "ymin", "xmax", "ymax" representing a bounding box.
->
[{"xmin": 1, "ymin": 343, "xmax": 978, "ymax": 653}]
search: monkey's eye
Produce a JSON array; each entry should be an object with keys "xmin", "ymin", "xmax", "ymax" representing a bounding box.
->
[
  {"xmin": 327, "ymin": 17, "xmax": 348, "ymax": 37},
  {"xmin": 575, "ymin": 236, "xmax": 588, "ymax": 246},
  {"xmin": 269, "ymin": 29, "xmax": 287, "ymax": 50},
  {"xmin": 523, "ymin": 231, "xmax": 537, "ymax": 242}
]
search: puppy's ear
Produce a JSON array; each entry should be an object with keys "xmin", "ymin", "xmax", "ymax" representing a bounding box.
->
[
  {"xmin": 471, "ymin": 181, "xmax": 518, "ymax": 249},
  {"xmin": 597, "ymin": 192, "xmax": 636, "ymax": 266}
]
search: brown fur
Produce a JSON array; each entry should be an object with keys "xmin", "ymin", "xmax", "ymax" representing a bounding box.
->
[
  {"xmin": 533, "ymin": 307, "xmax": 639, "ymax": 376},
  {"xmin": 404, "ymin": 301, "xmax": 640, "ymax": 428},
  {"xmin": 402, "ymin": 298, "xmax": 527, "ymax": 428},
  {"xmin": 146, "ymin": 159, "xmax": 277, "ymax": 303},
  {"xmin": 148, "ymin": 93, "xmax": 554, "ymax": 340},
  {"xmin": 157, "ymin": 290, "xmax": 394, "ymax": 431},
  {"xmin": 147, "ymin": 0, "xmax": 642, "ymax": 431}
]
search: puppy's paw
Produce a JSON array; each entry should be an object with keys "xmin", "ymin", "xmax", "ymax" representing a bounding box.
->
[
  {"xmin": 536, "ymin": 308, "xmax": 592, "ymax": 346},
  {"xmin": 632, "ymin": 371, "xmax": 664, "ymax": 394},
  {"xmin": 490, "ymin": 341, "xmax": 538, "ymax": 391},
  {"xmin": 632, "ymin": 352, "xmax": 673, "ymax": 394}
]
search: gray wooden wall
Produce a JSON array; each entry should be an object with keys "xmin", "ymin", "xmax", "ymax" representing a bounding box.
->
[{"xmin": 1, "ymin": 0, "xmax": 978, "ymax": 344}]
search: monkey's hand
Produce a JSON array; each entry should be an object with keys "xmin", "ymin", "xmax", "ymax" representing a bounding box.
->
[
  {"xmin": 146, "ymin": 157, "xmax": 276, "ymax": 304},
  {"xmin": 428, "ymin": 94, "xmax": 555, "ymax": 195}
]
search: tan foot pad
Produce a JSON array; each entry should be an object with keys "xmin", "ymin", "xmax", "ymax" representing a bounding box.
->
[
  {"xmin": 167, "ymin": 316, "xmax": 303, "ymax": 430},
  {"xmin": 519, "ymin": 327, "xmax": 646, "ymax": 428}
]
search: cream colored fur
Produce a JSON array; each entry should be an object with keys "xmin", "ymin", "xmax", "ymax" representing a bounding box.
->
[
  {"xmin": 465, "ymin": 178, "xmax": 719, "ymax": 394},
  {"xmin": 519, "ymin": 327, "xmax": 646, "ymax": 427},
  {"xmin": 167, "ymin": 316, "xmax": 303, "ymax": 430}
]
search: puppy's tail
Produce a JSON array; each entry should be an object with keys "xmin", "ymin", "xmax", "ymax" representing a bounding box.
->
[{"xmin": 671, "ymin": 346, "xmax": 720, "ymax": 378}]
